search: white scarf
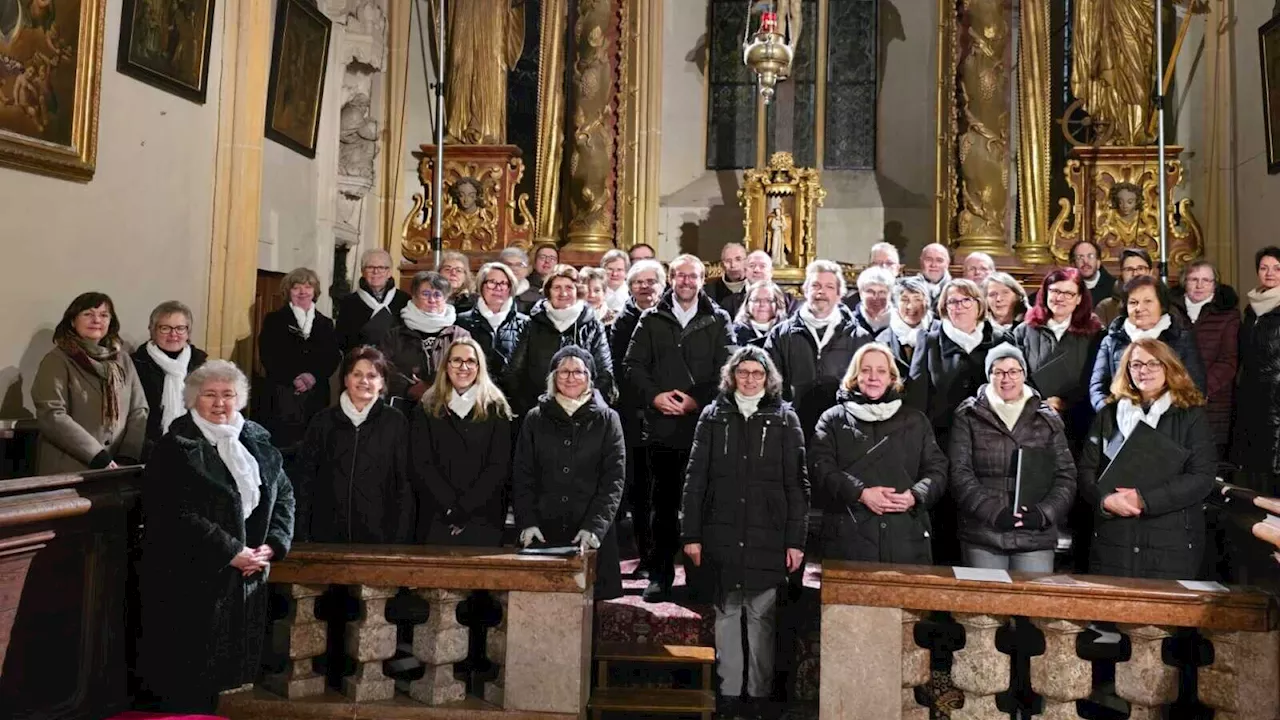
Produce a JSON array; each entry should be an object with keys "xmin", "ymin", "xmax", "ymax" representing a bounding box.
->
[
  {"xmin": 672, "ymin": 299, "xmax": 699, "ymax": 328},
  {"xmin": 923, "ymin": 272, "xmax": 952, "ymax": 296},
  {"xmin": 942, "ymin": 319, "xmax": 985, "ymax": 354},
  {"xmin": 723, "ymin": 278, "xmax": 747, "ymax": 294},
  {"xmin": 859, "ymin": 303, "xmax": 891, "ymax": 332},
  {"xmin": 144, "ymin": 342, "xmax": 190, "ymax": 434},
  {"xmin": 514, "ymin": 278, "xmax": 530, "ymax": 297},
  {"xmin": 401, "ymin": 302, "xmax": 456, "ymax": 335},
  {"xmin": 734, "ymin": 390, "xmax": 763, "ymax": 419},
  {"xmin": 889, "ymin": 309, "xmax": 925, "ymax": 347},
  {"xmin": 290, "ymin": 303, "xmax": 315, "ymax": 339},
  {"xmin": 448, "ymin": 385, "xmax": 477, "ymax": 418},
  {"xmin": 1046, "ymin": 317, "xmax": 1070, "ymax": 341},
  {"xmin": 545, "ymin": 301, "xmax": 584, "ymax": 333},
  {"xmin": 1116, "ymin": 392, "xmax": 1173, "ymax": 439},
  {"xmin": 984, "ymin": 383, "xmax": 1032, "ymax": 432},
  {"xmin": 356, "ymin": 284, "xmax": 396, "ymax": 315},
  {"xmin": 1123, "ymin": 313, "xmax": 1172, "ymax": 343},
  {"xmin": 749, "ymin": 319, "xmax": 774, "ymax": 334},
  {"xmin": 339, "ymin": 391, "xmax": 375, "ymax": 427},
  {"xmin": 1249, "ymin": 285, "xmax": 1280, "ymax": 317},
  {"xmin": 555, "ymin": 391, "xmax": 590, "ymax": 416},
  {"xmin": 1084, "ymin": 273, "xmax": 1100, "ymax": 290},
  {"xmin": 843, "ymin": 398, "xmax": 902, "ymax": 422},
  {"xmin": 1184, "ymin": 295, "xmax": 1212, "ymax": 324},
  {"xmin": 190, "ymin": 411, "xmax": 261, "ymax": 519},
  {"xmin": 477, "ymin": 297, "xmax": 513, "ymax": 331},
  {"xmin": 988, "ymin": 315, "xmax": 1013, "ymax": 334},
  {"xmin": 799, "ymin": 304, "xmax": 839, "ymax": 352},
  {"xmin": 605, "ymin": 285, "xmax": 629, "ymax": 313}
]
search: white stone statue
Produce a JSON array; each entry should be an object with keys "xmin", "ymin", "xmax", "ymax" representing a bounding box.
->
[{"xmin": 338, "ymin": 92, "xmax": 379, "ymax": 179}]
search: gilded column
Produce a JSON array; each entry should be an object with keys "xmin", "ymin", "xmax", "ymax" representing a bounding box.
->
[
  {"xmin": 1014, "ymin": 0, "xmax": 1054, "ymax": 264},
  {"xmin": 616, "ymin": 0, "xmax": 663, "ymax": 249},
  {"xmin": 534, "ymin": 0, "xmax": 568, "ymax": 242},
  {"xmin": 953, "ymin": 0, "xmax": 1012, "ymax": 257},
  {"xmin": 561, "ymin": 0, "xmax": 621, "ymax": 257}
]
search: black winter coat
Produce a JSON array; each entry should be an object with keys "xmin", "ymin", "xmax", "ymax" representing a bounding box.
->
[
  {"xmin": 706, "ymin": 276, "xmax": 746, "ymax": 313},
  {"xmin": 874, "ymin": 326, "xmax": 923, "ymax": 383},
  {"xmin": 334, "ymin": 281, "xmax": 411, "ymax": 352},
  {"xmin": 1086, "ymin": 267, "xmax": 1117, "ymax": 309},
  {"xmin": 257, "ymin": 306, "xmax": 341, "ymax": 450},
  {"xmin": 624, "ymin": 291, "xmax": 734, "ymax": 450},
  {"xmin": 1078, "ymin": 403, "xmax": 1215, "ymax": 579},
  {"xmin": 1235, "ymin": 303, "xmax": 1280, "ymax": 479},
  {"xmin": 1171, "ymin": 285, "xmax": 1240, "ymax": 448},
  {"xmin": 1088, "ymin": 316, "xmax": 1206, "ymax": 412},
  {"xmin": 292, "ymin": 402, "xmax": 414, "ymax": 543},
  {"xmin": 132, "ymin": 343, "xmax": 208, "ymax": 457},
  {"xmin": 681, "ymin": 394, "xmax": 809, "ymax": 593},
  {"xmin": 809, "ymin": 394, "xmax": 947, "ymax": 564},
  {"xmin": 1013, "ymin": 322, "xmax": 1102, "ymax": 446},
  {"xmin": 138, "ymin": 414, "xmax": 294, "ymax": 701},
  {"xmin": 767, "ymin": 304, "xmax": 874, "ymax": 437},
  {"xmin": 906, "ymin": 322, "xmax": 1011, "ymax": 448},
  {"xmin": 410, "ymin": 401, "xmax": 512, "ymax": 542},
  {"xmin": 513, "ymin": 391, "xmax": 625, "ymax": 598},
  {"xmin": 610, "ymin": 299, "xmax": 644, "ymax": 405},
  {"xmin": 506, "ymin": 301, "xmax": 615, "ymax": 414},
  {"xmin": 949, "ymin": 388, "xmax": 1077, "ymax": 552},
  {"xmin": 455, "ymin": 305, "xmax": 529, "ymax": 389},
  {"xmin": 379, "ymin": 323, "xmax": 472, "ymax": 406},
  {"xmin": 730, "ymin": 321, "xmax": 772, "ymax": 348}
]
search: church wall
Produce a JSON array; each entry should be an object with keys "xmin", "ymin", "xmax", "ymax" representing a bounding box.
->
[
  {"xmin": 0, "ymin": 0, "xmax": 225, "ymax": 416},
  {"xmin": 1232, "ymin": 2, "xmax": 1280, "ymax": 287}
]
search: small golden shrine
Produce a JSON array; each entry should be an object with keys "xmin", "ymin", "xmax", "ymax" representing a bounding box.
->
[{"xmin": 734, "ymin": 151, "xmax": 826, "ymax": 284}]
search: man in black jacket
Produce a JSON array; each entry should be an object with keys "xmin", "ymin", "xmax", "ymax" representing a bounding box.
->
[
  {"xmin": 625, "ymin": 254, "xmax": 734, "ymax": 601},
  {"xmin": 334, "ymin": 248, "xmax": 411, "ymax": 352},
  {"xmin": 1071, "ymin": 239, "xmax": 1116, "ymax": 308},
  {"xmin": 705, "ymin": 242, "xmax": 748, "ymax": 311}
]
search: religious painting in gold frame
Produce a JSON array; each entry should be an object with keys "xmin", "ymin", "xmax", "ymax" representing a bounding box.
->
[
  {"xmin": 1260, "ymin": 14, "xmax": 1280, "ymax": 175},
  {"xmin": 264, "ymin": 0, "xmax": 331, "ymax": 158},
  {"xmin": 0, "ymin": 0, "xmax": 106, "ymax": 181},
  {"xmin": 117, "ymin": 0, "xmax": 216, "ymax": 104}
]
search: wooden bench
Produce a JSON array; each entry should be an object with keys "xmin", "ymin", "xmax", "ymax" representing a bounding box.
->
[
  {"xmin": 590, "ymin": 642, "xmax": 716, "ymax": 719},
  {"xmin": 588, "ymin": 687, "xmax": 714, "ymax": 719}
]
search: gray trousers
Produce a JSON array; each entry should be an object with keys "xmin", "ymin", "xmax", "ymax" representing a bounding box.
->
[
  {"xmin": 714, "ymin": 587, "xmax": 777, "ymax": 698},
  {"xmin": 963, "ymin": 544, "xmax": 1055, "ymax": 572}
]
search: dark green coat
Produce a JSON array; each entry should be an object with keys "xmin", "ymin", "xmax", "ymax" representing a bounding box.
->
[{"xmin": 138, "ymin": 414, "xmax": 295, "ymax": 700}]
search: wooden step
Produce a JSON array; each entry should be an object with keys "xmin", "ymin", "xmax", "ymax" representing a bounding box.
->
[
  {"xmin": 595, "ymin": 642, "xmax": 715, "ymax": 665},
  {"xmin": 588, "ymin": 687, "xmax": 715, "ymax": 713}
]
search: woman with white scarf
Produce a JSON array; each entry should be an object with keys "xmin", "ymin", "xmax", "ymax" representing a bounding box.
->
[
  {"xmin": 133, "ymin": 301, "xmax": 208, "ymax": 459},
  {"xmin": 334, "ymin": 248, "xmax": 411, "ymax": 352},
  {"xmin": 456, "ymin": 261, "xmax": 530, "ymax": 389},
  {"xmin": 1235, "ymin": 246, "xmax": 1280, "ymax": 496},
  {"xmin": 601, "ymin": 248, "xmax": 631, "ymax": 314},
  {"xmin": 730, "ymin": 281, "xmax": 789, "ymax": 348},
  {"xmin": 380, "ymin": 270, "xmax": 471, "ymax": 410},
  {"xmin": 983, "ymin": 271, "xmax": 1029, "ymax": 333},
  {"xmin": 811, "ymin": 343, "xmax": 946, "ymax": 565},
  {"xmin": 579, "ymin": 266, "xmax": 619, "ymax": 326},
  {"xmin": 257, "ymin": 268, "xmax": 340, "ymax": 451},
  {"xmin": 851, "ymin": 266, "xmax": 895, "ymax": 335},
  {"xmin": 1079, "ymin": 339, "xmax": 1215, "ymax": 579},
  {"xmin": 876, "ymin": 276, "xmax": 933, "ymax": 381},
  {"xmin": 137, "ymin": 360, "xmax": 294, "ymax": 713}
]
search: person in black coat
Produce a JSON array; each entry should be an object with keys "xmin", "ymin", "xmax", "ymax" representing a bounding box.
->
[
  {"xmin": 1078, "ymin": 339, "xmax": 1216, "ymax": 579},
  {"xmin": 730, "ymin": 281, "xmax": 789, "ymax": 348},
  {"xmin": 498, "ymin": 247, "xmax": 543, "ymax": 314},
  {"xmin": 875, "ymin": 276, "xmax": 932, "ymax": 383},
  {"xmin": 810, "ymin": 343, "xmax": 947, "ymax": 564},
  {"xmin": 1088, "ymin": 276, "xmax": 1206, "ymax": 413},
  {"xmin": 381, "ymin": 271, "xmax": 472, "ymax": 409},
  {"xmin": 257, "ymin": 268, "xmax": 341, "ymax": 452},
  {"xmin": 849, "ymin": 267, "xmax": 894, "ymax": 335},
  {"xmin": 456, "ymin": 261, "xmax": 529, "ymax": 391},
  {"xmin": 624, "ymin": 254, "xmax": 735, "ymax": 601},
  {"xmin": 411, "ymin": 337, "xmax": 514, "ymax": 545},
  {"xmin": 1071, "ymin": 240, "xmax": 1116, "ymax": 309},
  {"xmin": 441, "ymin": 250, "xmax": 478, "ymax": 315},
  {"xmin": 766, "ymin": 260, "xmax": 874, "ymax": 438},
  {"xmin": 334, "ymin": 248, "xmax": 411, "ymax": 352},
  {"xmin": 506, "ymin": 265, "xmax": 615, "ymax": 414},
  {"xmin": 1235, "ymin": 247, "xmax": 1280, "ymax": 496},
  {"xmin": 138, "ymin": 361, "xmax": 294, "ymax": 713},
  {"xmin": 133, "ymin": 300, "xmax": 209, "ymax": 459},
  {"xmin": 514, "ymin": 346, "xmax": 626, "ymax": 599},
  {"xmin": 292, "ymin": 347, "xmax": 413, "ymax": 543},
  {"xmin": 681, "ymin": 346, "xmax": 809, "ymax": 715},
  {"xmin": 705, "ymin": 242, "xmax": 749, "ymax": 312}
]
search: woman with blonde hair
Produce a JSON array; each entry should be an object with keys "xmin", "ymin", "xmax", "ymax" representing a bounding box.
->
[
  {"xmin": 440, "ymin": 250, "xmax": 478, "ymax": 314},
  {"xmin": 411, "ymin": 337, "xmax": 513, "ymax": 545},
  {"xmin": 811, "ymin": 343, "xmax": 946, "ymax": 564},
  {"xmin": 1078, "ymin": 338, "xmax": 1215, "ymax": 579}
]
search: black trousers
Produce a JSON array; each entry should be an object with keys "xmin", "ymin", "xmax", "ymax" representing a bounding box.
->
[
  {"xmin": 647, "ymin": 445, "xmax": 691, "ymax": 583},
  {"xmin": 625, "ymin": 440, "xmax": 654, "ymax": 562}
]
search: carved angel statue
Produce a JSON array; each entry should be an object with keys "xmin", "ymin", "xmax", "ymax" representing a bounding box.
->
[
  {"xmin": 1070, "ymin": 0, "xmax": 1154, "ymax": 146},
  {"xmin": 766, "ymin": 207, "xmax": 792, "ymax": 268},
  {"xmin": 438, "ymin": 0, "xmax": 524, "ymax": 144},
  {"xmin": 338, "ymin": 93, "xmax": 379, "ymax": 180}
]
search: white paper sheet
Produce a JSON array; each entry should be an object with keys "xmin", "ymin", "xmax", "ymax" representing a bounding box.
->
[
  {"xmin": 952, "ymin": 567, "xmax": 1013, "ymax": 583},
  {"xmin": 1178, "ymin": 580, "xmax": 1229, "ymax": 593}
]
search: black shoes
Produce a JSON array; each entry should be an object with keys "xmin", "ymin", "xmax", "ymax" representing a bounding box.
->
[{"xmin": 641, "ymin": 578, "xmax": 672, "ymax": 603}]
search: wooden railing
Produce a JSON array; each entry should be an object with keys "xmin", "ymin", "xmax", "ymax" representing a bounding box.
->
[{"xmin": 217, "ymin": 544, "xmax": 597, "ymax": 720}]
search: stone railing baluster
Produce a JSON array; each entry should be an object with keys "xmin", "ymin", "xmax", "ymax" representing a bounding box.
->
[
  {"xmin": 342, "ymin": 585, "xmax": 398, "ymax": 702},
  {"xmin": 901, "ymin": 609, "xmax": 931, "ymax": 720},
  {"xmin": 261, "ymin": 583, "xmax": 327, "ymax": 699},
  {"xmin": 1030, "ymin": 618, "xmax": 1090, "ymax": 720},
  {"xmin": 1199, "ymin": 628, "xmax": 1280, "ymax": 720},
  {"xmin": 485, "ymin": 591, "xmax": 509, "ymax": 706},
  {"xmin": 950, "ymin": 613, "xmax": 1009, "ymax": 720},
  {"xmin": 1114, "ymin": 624, "xmax": 1177, "ymax": 719},
  {"xmin": 409, "ymin": 588, "xmax": 469, "ymax": 705}
]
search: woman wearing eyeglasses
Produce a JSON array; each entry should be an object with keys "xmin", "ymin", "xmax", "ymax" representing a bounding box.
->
[
  {"xmin": 133, "ymin": 300, "xmax": 208, "ymax": 459},
  {"xmin": 380, "ymin": 271, "xmax": 472, "ymax": 410},
  {"xmin": 456, "ymin": 262, "xmax": 529, "ymax": 390},
  {"xmin": 411, "ymin": 338, "xmax": 514, "ymax": 545},
  {"xmin": 730, "ymin": 281, "xmax": 789, "ymax": 348},
  {"xmin": 513, "ymin": 346, "xmax": 625, "ymax": 598},
  {"xmin": 440, "ymin": 250, "xmax": 478, "ymax": 314}
]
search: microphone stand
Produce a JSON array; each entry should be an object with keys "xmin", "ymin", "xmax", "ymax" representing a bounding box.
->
[{"xmin": 431, "ymin": 0, "xmax": 446, "ymax": 270}]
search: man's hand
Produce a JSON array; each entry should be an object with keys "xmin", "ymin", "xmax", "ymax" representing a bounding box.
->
[
  {"xmin": 684, "ymin": 543, "xmax": 702, "ymax": 566},
  {"xmin": 786, "ymin": 548, "xmax": 805, "ymax": 573}
]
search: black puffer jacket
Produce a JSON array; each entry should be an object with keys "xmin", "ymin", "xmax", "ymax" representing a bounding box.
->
[
  {"xmin": 609, "ymin": 299, "xmax": 645, "ymax": 405},
  {"xmin": 809, "ymin": 391, "xmax": 947, "ymax": 564},
  {"xmin": 455, "ymin": 305, "xmax": 529, "ymax": 389},
  {"xmin": 1078, "ymin": 403, "xmax": 1215, "ymax": 579},
  {"xmin": 624, "ymin": 291, "xmax": 734, "ymax": 450},
  {"xmin": 766, "ymin": 304, "xmax": 874, "ymax": 437},
  {"xmin": 1088, "ymin": 316, "xmax": 1206, "ymax": 412},
  {"xmin": 730, "ymin": 321, "xmax": 771, "ymax": 348},
  {"xmin": 506, "ymin": 301, "xmax": 615, "ymax": 414},
  {"xmin": 379, "ymin": 323, "xmax": 472, "ymax": 405},
  {"xmin": 334, "ymin": 281, "xmax": 411, "ymax": 352},
  {"xmin": 291, "ymin": 401, "xmax": 414, "ymax": 543},
  {"xmin": 1013, "ymin": 322, "xmax": 1102, "ymax": 445},
  {"xmin": 1235, "ymin": 303, "xmax": 1280, "ymax": 479},
  {"xmin": 949, "ymin": 387, "xmax": 1077, "ymax": 552},
  {"xmin": 409, "ymin": 400, "xmax": 512, "ymax": 539},
  {"xmin": 906, "ymin": 322, "xmax": 1011, "ymax": 447},
  {"xmin": 874, "ymin": 326, "xmax": 924, "ymax": 384},
  {"xmin": 132, "ymin": 343, "xmax": 208, "ymax": 457},
  {"xmin": 681, "ymin": 394, "xmax": 809, "ymax": 593}
]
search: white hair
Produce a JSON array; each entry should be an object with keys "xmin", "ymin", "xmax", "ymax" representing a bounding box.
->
[
  {"xmin": 498, "ymin": 247, "xmax": 529, "ymax": 264},
  {"xmin": 627, "ymin": 258, "xmax": 667, "ymax": 288},
  {"xmin": 803, "ymin": 259, "xmax": 848, "ymax": 297},
  {"xmin": 921, "ymin": 243, "xmax": 951, "ymax": 262},
  {"xmin": 359, "ymin": 247, "xmax": 392, "ymax": 269},
  {"xmin": 477, "ymin": 261, "xmax": 517, "ymax": 289},
  {"xmin": 856, "ymin": 266, "xmax": 896, "ymax": 293},
  {"xmin": 964, "ymin": 252, "xmax": 995, "ymax": 270},
  {"xmin": 869, "ymin": 242, "xmax": 899, "ymax": 265},
  {"xmin": 183, "ymin": 359, "xmax": 250, "ymax": 410},
  {"xmin": 600, "ymin": 249, "xmax": 630, "ymax": 268}
]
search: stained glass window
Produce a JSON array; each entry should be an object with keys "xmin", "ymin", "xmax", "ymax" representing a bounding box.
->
[
  {"xmin": 706, "ymin": 0, "xmax": 759, "ymax": 170},
  {"xmin": 824, "ymin": 0, "xmax": 877, "ymax": 169}
]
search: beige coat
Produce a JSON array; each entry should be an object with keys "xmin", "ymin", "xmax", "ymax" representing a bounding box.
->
[{"xmin": 32, "ymin": 346, "xmax": 149, "ymax": 474}]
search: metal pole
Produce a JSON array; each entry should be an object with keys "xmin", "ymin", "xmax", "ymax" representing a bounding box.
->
[
  {"xmin": 432, "ymin": 0, "xmax": 446, "ymax": 270},
  {"xmin": 1154, "ymin": 0, "xmax": 1169, "ymax": 282}
]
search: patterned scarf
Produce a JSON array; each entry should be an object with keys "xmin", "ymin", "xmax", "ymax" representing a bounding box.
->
[{"xmin": 56, "ymin": 334, "xmax": 125, "ymax": 428}]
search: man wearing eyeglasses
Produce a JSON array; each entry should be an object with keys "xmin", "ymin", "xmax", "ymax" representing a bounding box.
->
[
  {"xmin": 1070, "ymin": 240, "xmax": 1116, "ymax": 308},
  {"xmin": 625, "ymin": 254, "xmax": 734, "ymax": 603},
  {"xmin": 706, "ymin": 242, "xmax": 749, "ymax": 311},
  {"xmin": 841, "ymin": 242, "xmax": 901, "ymax": 311},
  {"xmin": 335, "ymin": 248, "xmax": 411, "ymax": 352},
  {"xmin": 133, "ymin": 300, "xmax": 208, "ymax": 459}
]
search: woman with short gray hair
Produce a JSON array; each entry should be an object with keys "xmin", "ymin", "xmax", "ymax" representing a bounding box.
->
[
  {"xmin": 877, "ymin": 276, "xmax": 932, "ymax": 380},
  {"xmin": 133, "ymin": 300, "xmax": 208, "ymax": 457}
]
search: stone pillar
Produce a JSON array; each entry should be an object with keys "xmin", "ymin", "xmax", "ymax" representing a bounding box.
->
[
  {"xmin": 409, "ymin": 589, "xmax": 468, "ymax": 705},
  {"xmin": 1199, "ymin": 629, "xmax": 1280, "ymax": 720},
  {"xmin": 484, "ymin": 592, "xmax": 510, "ymax": 706},
  {"xmin": 950, "ymin": 613, "xmax": 1009, "ymax": 720},
  {"xmin": 342, "ymin": 585, "xmax": 398, "ymax": 702},
  {"xmin": 1115, "ymin": 625, "xmax": 1177, "ymax": 720},
  {"xmin": 261, "ymin": 584, "xmax": 327, "ymax": 699},
  {"xmin": 952, "ymin": 0, "xmax": 1012, "ymax": 258},
  {"xmin": 1030, "ymin": 618, "xmax": 1091, "ymax": 720},
  {"xmin": 560, "ymin": 0, "xmax": 620, "ymax": 261},
  {"xmin": 900, "ymin": 610, "xmax": 931, "ymax": 720},
  {"xmin": 503, "ymin": 590, "xmax": 593, "ymax": 714},
  {"xmin": 820, "ymin": 605, "xmax": 904, "ymax": 720}
]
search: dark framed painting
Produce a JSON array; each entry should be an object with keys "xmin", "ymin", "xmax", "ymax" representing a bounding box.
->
[
  {"xmin": 117, "ymin": 0, "xmax": 216, "ymax": 103},
  {"xmin": 264, "ymin": 0, "xmax": 330, "ymax": 158},
  {"xmin": 1261, "ymin": 14, "xmax": 1280, "ymax": 174}
]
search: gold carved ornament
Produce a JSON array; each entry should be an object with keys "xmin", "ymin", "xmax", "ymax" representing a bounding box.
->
[
  {"xmin": 401, "ymin": 150, "xmax": 533, "ymax": 263},
  {"xmin": 953, "ymin": 0, "xmax": 1012, "ymax": 254},
  {"xmin": 737, "ymin": 152, "xmax": 826, "ymax": 282}
]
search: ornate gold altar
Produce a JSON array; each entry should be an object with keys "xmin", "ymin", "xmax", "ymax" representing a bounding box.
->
[
  {"xmin": 400, "ymin": 144, "xmax": 534, "ymax": 268},
  {"xmin": 735, "ymin": 152, "xmax": 826, "ymax": 283}
]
